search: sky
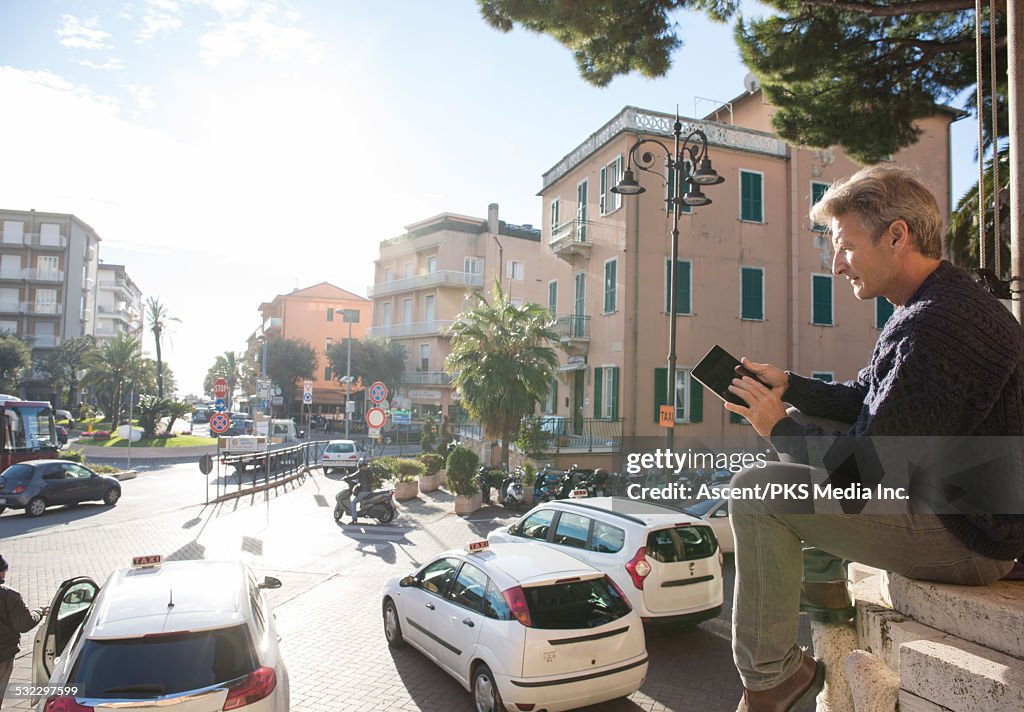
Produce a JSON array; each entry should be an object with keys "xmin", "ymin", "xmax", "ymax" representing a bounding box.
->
[{"xmin": 0, "ymin": 1, "xmax": 983, "ymax": 396}]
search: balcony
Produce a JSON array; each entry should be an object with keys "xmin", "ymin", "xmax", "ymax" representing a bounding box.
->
[
  {"xmin": 552, "ymin": 314, "xmax": 591, "ymax": 352},
  {"xmin": 263, "ymin": 316, "xmax": 282, "ymax": 333},
  {"xmin": 24, "ymin": 232, "xmax": 67, "ymax": 249},
  {"xmin": 30, "ymin": 335, "xmax": 61, "ymax": 348},
  {"xmin": 93, "ymin": 327, "xmax": 119, "ymax": 338},
  {"xmin": 97, "ymin": 303, "xmax": 136, "ymax": 322},
  {"xmin": 367, "ymin": 320, "xmax": 455, "ymax": 339},
  {"xmin": 23, "ymin": 302, "xmax": 62, "ymax": 316},
  {"xmin": 0, "ymin": 268, "xmax": 22, "ymax": 281},
  {"xmin": 549, "ymin": 219, "xmax": 594, "ymax": 260},
  {"xmin": 24, "ymin": 268, "xmax": 63, "ymax": 283},
  {"xmin": 0, "ymin": 301, "xmax": 21, "ymax": 314},
  {"xmin": 368, "ymin": 270, "xmax": 484, "ymax": 298},
  {"xmin": 400, "ymin": 371, "xmax": 452, "ymax": 386}
]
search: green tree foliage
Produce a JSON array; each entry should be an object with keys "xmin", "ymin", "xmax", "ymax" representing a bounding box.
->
[
  {"xmin": 948, "ymin": 147, "xmax": 1010, "ymax": 272},
  {"xmin": 135, "ymin": 395, "xmax": 171, "ymax": 438},
  {"xmin": 445, "ymin": 445, "xmax": 480, "ymax": 496},
  {"xmin": 146, "ymin": 297, "xmax": 180, "ymax": 399},
  {"xmin": 82, "ymin": 333, "xmax": 144, "ymax": 425},
  {"xmin": 327, "ymin": 337, "xmax": 406, "ymax": 394},
  {"xmin": 264, "ymin": 336, "xmax": 317, "ymax": 415},
  {"xmin": 445, "ymin": 282, "xmax": 559, "ymax": 471},
  {"xmin": 164, "ymin": 399, "xmax": 193, "ymax": 435},
  {"xmin": 0, "ymin": 334, "xmax": 31, "ymax": 394},
  {"xmin": 34, "ymin": 335, "xmax": 97, "ymax": 408},
  {"xmin": 204, "ymin": 351, "xmax": 243, "ymax": 409},
  {"xmin": 478, "ymin": 0, "xmax": 1000, "ymax": 164}
]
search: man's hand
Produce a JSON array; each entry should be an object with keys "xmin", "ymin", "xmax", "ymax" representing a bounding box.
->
[{"xmin": 725, "ymin": 359, "xmax": 790, "ymax": 439}]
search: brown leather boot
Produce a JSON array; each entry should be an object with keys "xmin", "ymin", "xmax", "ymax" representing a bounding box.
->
[
  {"xmin": 736, "ymin": 653, "xmax": 825, "ymax": 712},
  {"xmin": 799, "ymin": 580, "xmax": 855, "ymax": 623}
]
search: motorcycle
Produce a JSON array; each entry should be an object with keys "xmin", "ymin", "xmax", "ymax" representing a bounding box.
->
[
  {"xmin": 500, "ymin": 470, "xmax": 526, "ymax": 511},
  {"xmin": 534, "ymin": 466, "xmax": 564, "ymax": 503},
  {"xmin": 334, "ymin": 476, "xmax": 397, "ymax": 524}
]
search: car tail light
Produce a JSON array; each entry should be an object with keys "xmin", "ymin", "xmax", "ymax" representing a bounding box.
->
[
  {"xmin": 222, "ymin": 667, "xmax": 277, "ymax": 710},
  {"xmin": 12, "ymin": 485, "xmax": 26, "ymax": 494},
  {"xmin": 603, "ymin": 575, "xmax": 632, "ymax": 611},
  {"xmin": 44, "ymin": 698, "xmax": 93, "ymax": 712},
  {"xmin": 625, "ymin": 547, "xmax": 651, "ymax": 590},
  {"xmin": 501, "ymin": 585, "xmax": 533, "ymax": 628}
]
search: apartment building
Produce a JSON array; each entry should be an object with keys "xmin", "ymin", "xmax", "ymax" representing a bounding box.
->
[
  {"xmin": 368, "ymin": 204, "xmax": 562, "ymax": 422},
  {"xmin": 538, "ymin": 90, "xmax": 958, "ymax": 452},
  {"xmin": 94, "ymin": 263, "xmax": 143, "ymax": 343},
  {"xmin": 0, "ymin": 209, "xmax": 101, "ymax": 400},
  {"xmin": 254, "ymin": 282, "xmax": 371, "ymax": 415}
]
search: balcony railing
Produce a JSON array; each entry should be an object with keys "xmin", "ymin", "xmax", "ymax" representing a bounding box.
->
[
  {"xmin": 263, "ymin": 316, "xmax": 282, "ymax": 331},
  {"xmin": 367, "ymin": 320, "xmax": 455, "ymax": 339},
  {"xmin": 24, "ymin": 268, "xmax": 63, "ymax": 282},
  {"xmin": 368, "ymin": 270, "xmax": 484, "ymax": 297},
  {"xmin": 525, "ymin": 416, "xmax": 623, "ymax": 453},
  {"xmin": 22, "ymin": 302, "xmax": 62, "ymax": 316},
  {"xmin": 24, "ymin": 232, "xmax": 67, "ymax": 249},
  {"xmin": 0, "ymin": 269, "xmax": 22, "ymax": 281},
  {"xmin": 0, "ymin": 301, "xmax": 20, "ymax": 314},
  {"xmin": 552, "ymin": 314, "xmax": 591, "ymax": 341},
  {"xmin": 549, "ymin": 219, "xmax": 594, "ymax": 258},
  {"xmin": 400, "ymin": 371, "xmax": 452, "ymax": 386}
]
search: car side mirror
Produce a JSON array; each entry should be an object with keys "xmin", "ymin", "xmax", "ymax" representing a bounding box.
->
[
  {"xmin": 399, "ymin": 575, "xmax": 417, "ymax": 588},
  {"xmin": 62, "ymin": 588, "xmax": 94, "ymax": 605},
  {"xmin": 259, "ymin": 576, "xmax": 283, "ymax": 590},
  {"xmin": 713, "ymin": 509, "xmax": 729, "ymax": 518}
]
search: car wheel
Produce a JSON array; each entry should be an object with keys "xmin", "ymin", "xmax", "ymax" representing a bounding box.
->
[
  {"xmin": 383, "ymin": 598, "xmax": 405, "ymax": 648},
  {"xmin": 26, "ymin": 497, "xmax": 47, "ymax": 517},
  {"xmin": 103, "ymin": 488, "xmax": 120, "ymax": 506},
  {"xmin": 472, "ymin": 664, "xmax": 505, "ymax": 712}
]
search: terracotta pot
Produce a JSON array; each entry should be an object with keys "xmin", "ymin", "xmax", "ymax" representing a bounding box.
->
[
  {"xmin": 419, "ymin": 472, "xmax": 442, "ymax": 493},
  {"xmin": 394, "ymin": 480, "xmax": 419, "ymax": 501},
  {"xmin": 454, "ymin": 491, "xmax": 482, "ymax": 515}
]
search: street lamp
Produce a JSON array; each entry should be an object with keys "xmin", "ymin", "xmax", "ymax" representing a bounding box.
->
[{"xmin": 612, "ymin": 118, "xmax": 724, "ymax": 454}]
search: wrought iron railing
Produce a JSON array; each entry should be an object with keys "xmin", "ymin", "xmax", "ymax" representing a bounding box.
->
[{"xmin": 552, "ymin": 314, "xmax": 591, "ymax": 340}]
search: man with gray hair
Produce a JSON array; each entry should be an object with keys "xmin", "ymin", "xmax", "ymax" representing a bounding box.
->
[
  {"xmin": 0, "ymin": 555, "xmax": 49, "ymax": 707},
  {"xmin": 719, "ymin": 166, "xmax": 1024, "ymax": 711}
]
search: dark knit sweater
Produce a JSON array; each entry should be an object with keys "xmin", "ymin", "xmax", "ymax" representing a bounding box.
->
[{"xmin": 771, "ymin": 261, "xmax": 1024, "ymax": 560}]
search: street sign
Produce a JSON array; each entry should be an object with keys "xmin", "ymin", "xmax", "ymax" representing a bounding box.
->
[
  {"xmin": 262, "ymin": 399, "xmax": 270, "ymax": 409},
  {"xmin": 369, "ymin": 381, "xmax": 388, "ymax": 403},
  {"xmin": 392, "ymin": 408, "xmax": 412, "ymax": 425},
  {"xmin": 303, "ymin": 392, "xmax": 312, "ymax": 404},
  {"xmin": 659, "ymin": 405, "xmax": 675, "ymax": 428},
  {"xmin": 303, "ymin": 380, "xmax": 313, "ymax": 395},
  {"xmin": 199, "ymin": 454, "xmax": 213, "ymax": 475},
  {"xmin": 214, "ymin": 398, "xmax": 226, "ymax": 412},
  {"xmin": 367, "ymin": 426, "xmax": 381, "ymax": 438},
  {"xmin": 214, "ymin": 377, "xmax": 228, "ymax": 399},
  {"xmin": 210, "ymin": 412, "xmax": 231, "ymax": 434},
  {"xmin": 366, "ymin": 407, "xmax": 386, "ymax": 429}
]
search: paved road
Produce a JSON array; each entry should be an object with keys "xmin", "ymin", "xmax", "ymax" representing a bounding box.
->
[{"xmin": 0, "ymin": 463, "xmax": 793, "ymax": 711}]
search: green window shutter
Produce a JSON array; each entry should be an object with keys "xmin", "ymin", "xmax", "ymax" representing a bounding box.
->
[
  {"xmin": 666, "ymin": 260, "xmax": 691, "ymax": 314},
  {"xmin": 813, "ymin": 275, "xmax": 833, "ymax": 325},
  {"xmin": 741, "ymin": 171, "xmax": 763, "ymax": 222},
  {"xmin": 654, "ymin": 368, "xmax": 667, "ymax": 422},
  {"xmin": 326, "ymin": 308, "xmax": 334, "ymax": 322},
  {"xmin": 741, "ymin": 268, "xmax": 763, "ymax": 320},
  {"xmin": 599, "ymin": 166, "xmax": 607, "ymax": 214},
  {"xmin": 688, "ymin": 372, "xmax": 703, "ymax": 423},
  {"xmin": 548, "ymin": 281, "xmax": 557, "ymax": 315},
  {"xmin": 610, "ymin": 367, "xmax": 619, "ymax": 420},
  {"xmin": 665, "ymin": 161, "xmax": 675, "ymax": 213},
  {"xmin": 604, "ymin": 260, "xmax": 617, "ymax": 313},
  {"xmin": 594, "ymin": 367, "xmax": 603, "ymax": 419},
  {"xmin": 875, "ymin": 297, "xmax": 894, "ymax": 329},
  {"xmin": 552, "ymin": 378, "xmax": 558, "ymax": 412}
]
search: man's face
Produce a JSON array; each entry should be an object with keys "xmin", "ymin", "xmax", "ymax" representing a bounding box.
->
[{"xmin": 830, "ymin": 212, "xmax": 897, "ymax": 301}]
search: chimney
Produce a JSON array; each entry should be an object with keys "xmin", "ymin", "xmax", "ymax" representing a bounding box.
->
[{"xmin": 487, "ymin": 203, "xmax": 499, "ymax": 234}]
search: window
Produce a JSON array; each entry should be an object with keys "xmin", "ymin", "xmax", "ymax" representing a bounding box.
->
[
  {"xmin": 740, "ymin": 267, "xmax": 764, "ymax": 320},
  {"xmin": 664, "ymin": 259, "xmax": 692, "ymax": 315},
  {"xmin": 603, "ymin": 259, "xmax": 617, "ymax": 313},
  {"xmin": 383, "ymin": 267, "xmax": 392, "ymax": 283},
  {"xmin": 482, "ymin": 580, "xmax": 511, "ymax": 620},
  {"xmin": 811, "ymin": 372, "xmax": 833, "ymax": 382},
  {"xmin": 548, "ymin": 280, "xmax": 557, "ymax": 316},
  {"xmin": 553, "ymin": 512, "xmax": 592, "ymax": 549},
  {"xmin": 654, "ymin": 368, "xmax": 702, "ymax": 423},
  {"xmin": 37, "ymin": 255, "xmax": 58, "ymax": 276},
  {"xmin": 811, "ymin": 181, "xmax": 830, "ymax": 231},
  {"xmin": 666, "ymin": 158, "xmax": 692, "ymax": 214},
  {"xmin": 426, "ymin": 256, "xmax": 437, "ymax": 273},
  {"xmin": 594, "ymin": 366, "xmax": 619, "ymax": 420},
  {"xmin": 590, "ymin": 521, "xmax": 625, "ymax": 553},
  {"xmin": 325, "ymin": 337, "xmax": 333, "ymax": 352},
  {"xmin": 875, "ymin": 296, "xmax": 895, "ymax": 329},
  {"xmin": 35, "ymin": 288, "xmax": 56, "ymax": 314},
  {"xmin": 424, "ymin": 294, "xmax": 435, "ymax": 322},
  {"xmin": 544, "ymin": 378, "xmax": 558, "ymax": 414},
  {"xmin": 419, "ymin": 343, "xmax": 429, "ymax": 371},
  {"xmin": 740, "ymin": 170, "xmax": 764, "ymax": 223},
  {"xmin": 550, "ymin": 198, "xmax": 560, "ymax": 231},
  {"xmin": 404, "ymin": 263, "xmax": 413, "ymax": 278},
  {"xmin": 513, "ymin": 509, "xmax": 556, "ymax": 541},
  {"xmin": 576, "ymin": 179, "xmax": 588, "ymax": 241},
  {"xmin": 324, "ymin": 366, "xmax": 332, "ymax": 381},
  {"xmin": 448, "ymin": 562, "xmax": 489, "ymax": 613},
  {"xmin": 40, "ymin": 223, "xmax": 61, "ymax": 246},
  {"xmin": 600, "ymin": 155, "xmax": 623, "ymax": 215},
  {"xmin": 2, "ymin": 221, "xmax": 23, "ymax": 244},
  {"xmin": 506, "ymin": 261, "xmax": 524, "ymax": 281},
  {"xmin": 464, "ymin": 257, "xmax": 482, "ymax": 275},
  {"xmin": 326, "ymin": 307, "xmax": 334, "ymax": 322},
  {"xmin": 417, "ymin": 557, "xmax": 460, "ymax": 596},
  {"xmin": 402, "ymin": 298, "xmax": 412, "ymax": 324},
  {"xmin": 381, "ymin": 302, "xmax": 392, "ymax": 327},
  {"xmin": 812, "ymin": 274, "xmax": 833, "ymax": 325}
]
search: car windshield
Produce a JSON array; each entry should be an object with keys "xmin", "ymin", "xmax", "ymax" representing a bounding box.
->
[
  {"xmin": 646, "ymin": 525, "xmax": 717, "ymax": 563},
  {"xmin": 523, "ymin": 577, "xmax": 631, "ymax": 629},
  {"xmin": 681, "ymin": 499, "xmax": 720, "ymax": 517},
  {"xmin": 69, "ymin": 625, "xmax": 256, "ymax": 698}
]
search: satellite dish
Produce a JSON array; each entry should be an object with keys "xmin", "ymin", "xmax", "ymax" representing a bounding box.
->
[{"xmin": 743, "ymin": 73, "xmax": 761, "ymax": 94}]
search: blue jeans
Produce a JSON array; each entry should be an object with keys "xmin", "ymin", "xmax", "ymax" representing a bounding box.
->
[{"xmin": 351, "ymin": 492, "xmax": 367, "ymax": 520}]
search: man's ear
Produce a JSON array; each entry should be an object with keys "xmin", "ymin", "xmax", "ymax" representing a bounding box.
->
[{"xmin": 889, "ymin": 220, "xmax": 910, "ymax": 248}]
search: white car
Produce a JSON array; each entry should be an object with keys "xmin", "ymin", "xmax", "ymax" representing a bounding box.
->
[
  {"xmin": 381, "ymin": 540, "xmax": 648, "ymax": 712},
  {"xmin": 489, "ymin": 497, "xmax": 724, "ymax": 625},
  {"xmin": 320, "ymin": 439, "xmax": 363, "ymax": 473},
  {"xmin": 681, "ymin": 497, "xmax": 733, "ymax": 553},
  {"xmin": 32, "ymin": 556, "xmax": 290, "ymax": 711}
]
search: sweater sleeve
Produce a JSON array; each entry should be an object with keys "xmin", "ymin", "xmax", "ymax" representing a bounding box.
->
[
  {"xmin": 5, "ymin": 589, "xmax": 43, "ymax": 633},
  {"xmin": 783, "ymin": 371, "xmax": 868, "ymax": 425}
]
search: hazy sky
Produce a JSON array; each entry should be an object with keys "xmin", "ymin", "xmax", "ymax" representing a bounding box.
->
[{"xmin": 0, "ymin": 1, "xmax": 982, "ymax": 394}]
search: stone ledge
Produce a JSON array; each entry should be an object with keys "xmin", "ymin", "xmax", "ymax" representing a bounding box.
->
[{"xmin": 900, "ymin": 637, "xmax": 1024, "ymax": 710}]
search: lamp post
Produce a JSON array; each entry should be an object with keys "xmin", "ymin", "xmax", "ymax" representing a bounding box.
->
[
  {"xmin": 612, "ymin": 117, "xmax": 724, "ymax": 454},
  {"xmin": 336, "ymin": 308, "xmax": 360, "ymax": 439}
]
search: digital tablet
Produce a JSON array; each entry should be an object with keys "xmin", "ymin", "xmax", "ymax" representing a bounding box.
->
[{"xmin": 691, "ymin": 345, "xmax": 765, "ymax": 406}]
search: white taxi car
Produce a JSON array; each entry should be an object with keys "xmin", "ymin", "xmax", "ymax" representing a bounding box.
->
[
  {"xmin": 320, "ymin": 439, "xmax": 363, "ymax": 473},
  {"xmin": 32, "ymin": 556, "xmax": 289, "ymax": 711},
  {"xmin": 381, "ymin": 540, "xmax": 648, "ymax": 712},
  {"xmin": 489, "ymin": 497, "xmax": 724, "ymax": 626}
]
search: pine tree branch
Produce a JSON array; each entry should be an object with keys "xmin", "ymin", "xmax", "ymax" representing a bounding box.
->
[{"xmin": 796, "ymin": 0, "xmax": 1001, "ymax": 16}]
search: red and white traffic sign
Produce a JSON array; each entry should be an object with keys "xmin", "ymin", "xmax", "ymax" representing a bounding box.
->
[
  {"xmin": 213, "ymin": 377, "xmax": 228, "ymax": 399},
  {"xmin": 365, "ymin": 407, "xmax": 386, "ymax": 429},
  {"xmin": 210, "ymin": 412, "xmax": 231, "ymax": 434},
  {"xmin": 368, "ymin": 381, "xmax": 388, "ymax": 403}
]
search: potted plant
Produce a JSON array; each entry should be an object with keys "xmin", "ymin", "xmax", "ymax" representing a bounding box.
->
[
  {"xmin": 520, "ymin": 461, "xmax": 537, "ymax": 506},
  {"xmin": 418, "ymin": 452, "xmax": 444, "ymax": 493},
  {"xmin": 446, "ymin": 445, "xmax": 481, "ymax": 514},
  {"xmin": 389, "ymin": 458, "xmax": 424, "ymax": 501}
]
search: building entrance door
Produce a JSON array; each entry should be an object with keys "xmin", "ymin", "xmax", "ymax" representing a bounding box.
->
[{"xmin": 572, "ymin": 370, "xmax": 584, "ymax": 435}]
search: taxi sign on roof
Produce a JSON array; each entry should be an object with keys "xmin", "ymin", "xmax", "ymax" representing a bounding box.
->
[
  {"xmin": 466, "ymin": 540, "xmax": 490, "ymax": 553},
  {"xmin": 569, "ymin": 488, "xmax": 590, "ymax": 499},
  {"xmin": 131, "ymin": 554, "xmax": 163, "ymax": 568}
]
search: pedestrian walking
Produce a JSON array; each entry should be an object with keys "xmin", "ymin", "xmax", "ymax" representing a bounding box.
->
[{"xmin": 1, "ymin": 555, "xmax": 49, "ymax": 708}]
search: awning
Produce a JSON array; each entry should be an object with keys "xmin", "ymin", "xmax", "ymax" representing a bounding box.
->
[{"xmin": 557, "ymin": 362, "xmax": 588, "ymax": 372}]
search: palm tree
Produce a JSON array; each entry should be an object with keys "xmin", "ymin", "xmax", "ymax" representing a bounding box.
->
[
  {"xmin": 445, "ymin": 281, "xmax": 559, "ymax": 471},
  {"xmin": 947, "ymin": 147, "xmax": 1010, "ymax": 278},
  {"xmin": 82, "ymin": 333, "xmax": 144, "ymax": 426},
  {"xmin": 146, "ymin": 297, "xmax": 180, "ymax": 399}
]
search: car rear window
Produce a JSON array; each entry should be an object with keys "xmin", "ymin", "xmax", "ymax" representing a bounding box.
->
[
  {"xmin": 646, "ymin": 525, "xmax": 717, "ymax": 563},
  {"xmin": 69, "ymin": 625, "xmax": 256, "ymax": 698},
  {"xmin": 325, "ymin": 443, "xmax": 354, "ymax": 453},
  {"xmin": 0, "ymin": 464, "xmax": 34, "ymax": 485},
  {"xmin": 524, "ymin": 577, "xmax": 631, "ymax": 629}
]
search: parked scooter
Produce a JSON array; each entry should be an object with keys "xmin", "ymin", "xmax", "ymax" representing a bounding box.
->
[
  {"xmin": 500, "ymin": 469, "xmax": 526, "ymax": 511},
  {"xmin": 334, "ymin": 473, "xmax": 396, "ymax": 524},
  {"xmin": 534, "ymin": 465, "xmax": 564, "ymax": 503}
]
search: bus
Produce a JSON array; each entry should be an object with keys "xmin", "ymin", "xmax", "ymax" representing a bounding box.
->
[{"xmin": 0, "ymin": 399, "xmax": 59, "ymax": 469}]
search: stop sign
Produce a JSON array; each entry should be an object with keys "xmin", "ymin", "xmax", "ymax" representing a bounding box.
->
[{"xmin": 214, "ymin": 377, "xmax": 228, "ymax": 398}]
